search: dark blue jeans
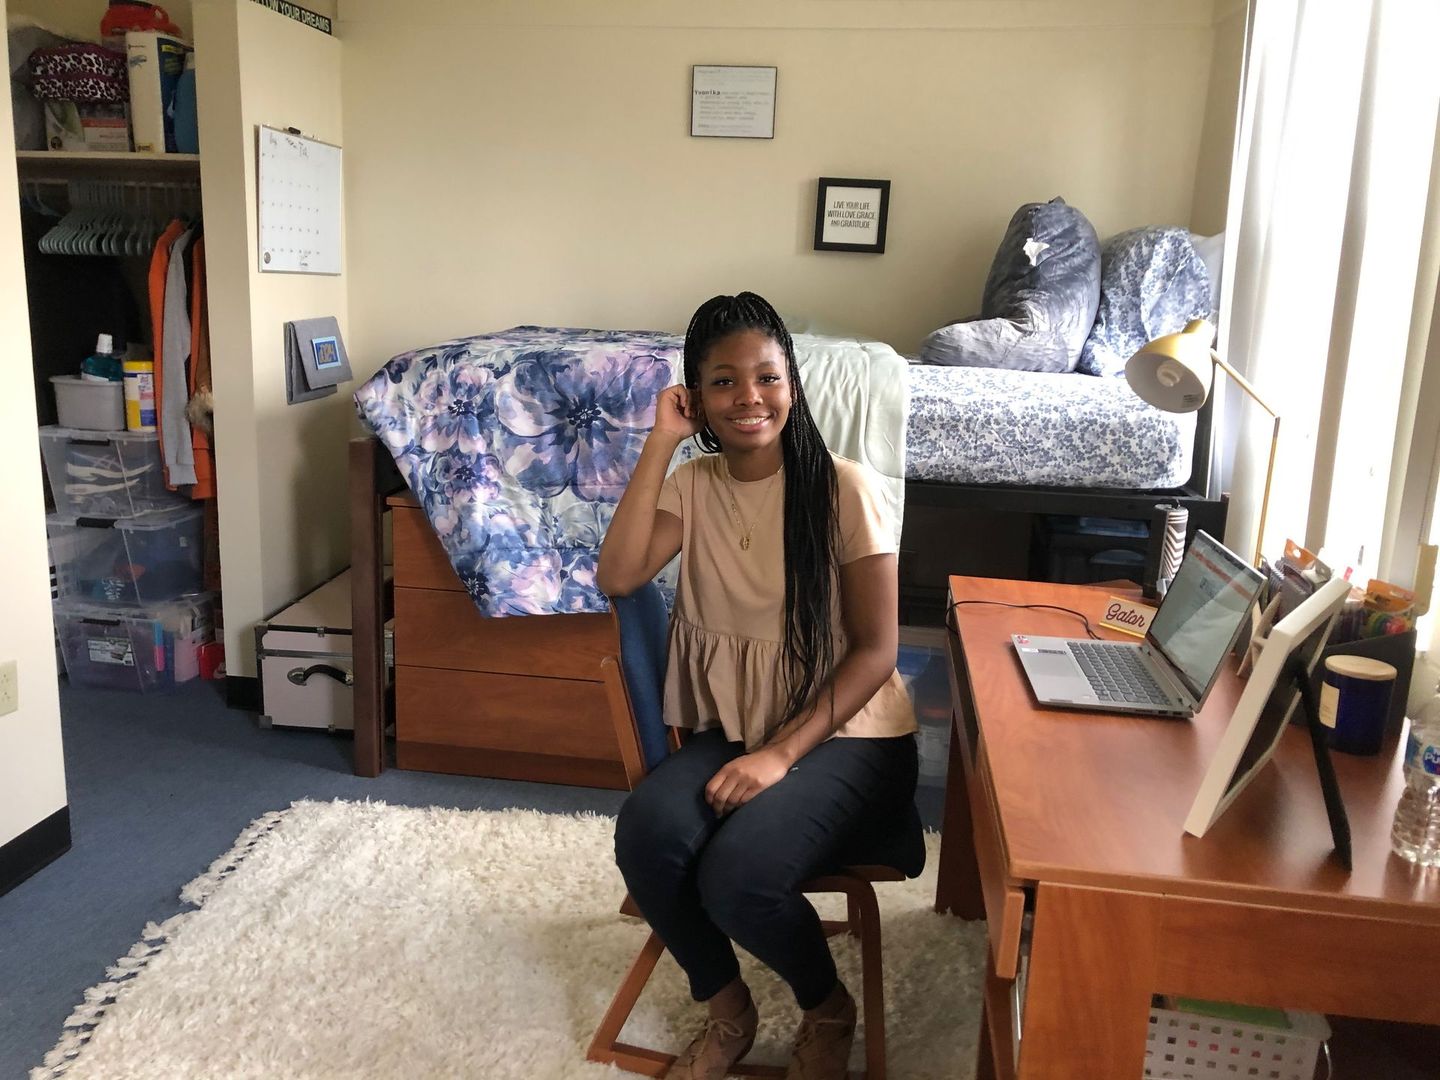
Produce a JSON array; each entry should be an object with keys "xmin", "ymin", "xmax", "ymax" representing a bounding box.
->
[{"xmin": 613, "ymin": 728, "xmax": 918, "ymax": 1010}]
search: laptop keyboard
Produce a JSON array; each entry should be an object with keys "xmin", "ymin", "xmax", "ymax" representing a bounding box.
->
[{"xmin": 1069, "ymin": 642, "xmax": 1169, "ymax": 705}]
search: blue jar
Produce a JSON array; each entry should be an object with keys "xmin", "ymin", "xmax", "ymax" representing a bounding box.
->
[{"xmin": 1319, "ymin": 654, "xmax": 1397, "ymax": 756}]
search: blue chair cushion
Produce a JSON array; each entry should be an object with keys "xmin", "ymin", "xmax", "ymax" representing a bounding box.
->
[{"xmin": 611, "ymin": 582, "xmax": 671, "ymax": 771}]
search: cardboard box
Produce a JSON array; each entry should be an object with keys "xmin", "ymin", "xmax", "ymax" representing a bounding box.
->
[
  {"xmin": 125, "ymin": 31, "xmax": 190, "ymax": 153},
  {"xmin": 43, "ymin": 101, "xmax": 130, "ymax": 152}
]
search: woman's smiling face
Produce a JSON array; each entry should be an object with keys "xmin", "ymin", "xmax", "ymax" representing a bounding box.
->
[{"xmin": 695, "ymin": 329, "xmax": 792, "ymax": 457}]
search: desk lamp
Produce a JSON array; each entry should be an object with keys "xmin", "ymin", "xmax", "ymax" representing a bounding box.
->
[{"xmin": 1125, "ymin": 318, "xmax": 1279, "ymax": 568}]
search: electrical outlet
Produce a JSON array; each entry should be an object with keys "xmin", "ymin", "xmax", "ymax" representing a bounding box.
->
[{"xmin": 0, "ymin": 660, "xmax": 17, "ymax": 717}]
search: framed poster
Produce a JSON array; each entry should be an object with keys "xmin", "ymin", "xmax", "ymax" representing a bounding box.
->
[
  {"xmin": 814, "ymin": 177, "xmax": 890, "ymax": 254},
  {"xmin": 690, "ymin": 65, "xmax": 777, "ymax": 139}
]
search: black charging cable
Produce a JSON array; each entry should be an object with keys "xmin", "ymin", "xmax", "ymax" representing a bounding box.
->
[{"xmin": 946, "ymin": 599, "xmax": 1102, "ymax": 640}]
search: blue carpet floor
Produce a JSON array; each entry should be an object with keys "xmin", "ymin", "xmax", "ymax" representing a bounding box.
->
[{"xmin": 0, "ymin": 680, "xmax": 945, "ymax": 1079}]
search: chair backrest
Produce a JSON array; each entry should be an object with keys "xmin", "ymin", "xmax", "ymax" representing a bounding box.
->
[{"xmin": 609, "ymin": 582, "xmax": 671, "ymax": 773}]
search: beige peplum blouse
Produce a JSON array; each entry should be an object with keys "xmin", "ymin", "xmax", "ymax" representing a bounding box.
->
[{"xmin": 656, "ymin": 452, "xmax": 917, "ymax": 750}]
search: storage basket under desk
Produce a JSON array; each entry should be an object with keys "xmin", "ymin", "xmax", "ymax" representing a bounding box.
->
[
  {"xmin": 388, "ymin": 493, "xmax": 632, "ymax": 789},
  {"xmin": 1144, "ymin": 1003, "xmax": 1330, "ymax": 1080}
]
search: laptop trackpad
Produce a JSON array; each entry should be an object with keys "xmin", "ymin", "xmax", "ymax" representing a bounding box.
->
[{"xmin": 1023, "ymin": 649, "xmax": 1078, "ymax": 678}]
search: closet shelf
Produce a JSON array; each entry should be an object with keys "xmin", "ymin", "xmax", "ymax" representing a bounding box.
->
[{"xmin": 17, "ymin": 150, "xmax": 200, "ymax": 183}]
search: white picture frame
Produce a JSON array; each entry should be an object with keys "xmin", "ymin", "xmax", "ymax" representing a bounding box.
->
[
  {"xmin": 690, "ymin": 65, "xmax": 777, "ymax": 139},
  {"xmin": 1183, "ymin": 575, "xmax": 1352, "ymax": 837}
]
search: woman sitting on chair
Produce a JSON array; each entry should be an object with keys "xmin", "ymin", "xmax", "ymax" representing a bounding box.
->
[{"xmin": 596, "ymin": 292, "xmax": 918, "ymax": 1080}]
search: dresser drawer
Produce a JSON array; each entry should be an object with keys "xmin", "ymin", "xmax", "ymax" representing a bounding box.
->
[
  {"xmin": 396, "ymin": 664, "xmax": 619, "ymax": 760},
  {"xmin": 393, "ymin": 587, "xmax": 615, "ymax": 681},
  {"xmin": 391, "ymin": 504, "xmax": 464, "ymax": 592}
]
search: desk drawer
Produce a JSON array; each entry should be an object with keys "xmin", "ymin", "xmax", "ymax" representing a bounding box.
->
[{"xmin": 972, "ymin": 738, "xmax": 1026, "ymax": 980}]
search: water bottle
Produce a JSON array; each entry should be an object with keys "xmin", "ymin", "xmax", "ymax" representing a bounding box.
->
[{"xmin": 1390, "ymin": 707, "xmax": 1440, "ymax": 866}]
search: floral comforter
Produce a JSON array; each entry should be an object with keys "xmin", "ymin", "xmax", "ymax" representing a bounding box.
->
[
  {"xmin": 354, "ymin": 327, "xmax": 686, "ymax": 617},
  {"xmin": 355, "ymin": 326, "xmax": 910, "ymax": 618}
]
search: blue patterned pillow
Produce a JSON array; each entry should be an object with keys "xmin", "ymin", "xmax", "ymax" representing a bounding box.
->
[{"xmin": 1077, "ymin": 227, "xmax": 1214, "ymax": 377}]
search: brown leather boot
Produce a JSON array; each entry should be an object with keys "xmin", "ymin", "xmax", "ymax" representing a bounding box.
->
[
  {"xmin": 785, "ymin": 984, "xmax": 857, "ymax": 1079},
  {"xmin": 667, "ymin": 997, "xmax": 759, "ymax": 1080}
]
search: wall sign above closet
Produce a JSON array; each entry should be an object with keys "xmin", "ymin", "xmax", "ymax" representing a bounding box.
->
[
  {"xmin": 249, "ymin": 0, "xmax": 332, "ymax": 35},
  {"xmin": 257, "ymin": 125, "xmax": 342, "ymax": 275}
]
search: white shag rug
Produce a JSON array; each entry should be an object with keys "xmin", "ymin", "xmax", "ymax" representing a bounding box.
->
[{"xmin": 35, "ymin": 799, "xmax": 984, "ymax": 1080}]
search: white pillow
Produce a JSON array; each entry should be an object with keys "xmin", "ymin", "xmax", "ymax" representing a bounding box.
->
[{"xmin": 1189, "ymin": 231, "xmax": 1225, "ymax": 314}]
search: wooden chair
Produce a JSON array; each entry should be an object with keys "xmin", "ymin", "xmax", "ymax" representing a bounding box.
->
[{"xmin": 588, "ymin": 583, "xmax": 925, "ymax": 1079}]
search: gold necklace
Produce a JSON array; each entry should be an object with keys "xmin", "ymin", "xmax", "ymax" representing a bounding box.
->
[{"xmin": 721, "ymin": 463, "xmax": 780, "ymax": 551}]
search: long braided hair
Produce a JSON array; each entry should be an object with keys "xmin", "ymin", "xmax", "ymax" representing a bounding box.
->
[{"xmin": 682, "ymin": 292, "xmax": 839, "ymax": 728}]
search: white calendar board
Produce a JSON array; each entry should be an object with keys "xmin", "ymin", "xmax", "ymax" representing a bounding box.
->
[{"xmin": 257, "ymin": 125, "xmax": 342, "ymax": 274}]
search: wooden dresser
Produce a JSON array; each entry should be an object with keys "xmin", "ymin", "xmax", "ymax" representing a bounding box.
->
[{"xmin": 389, "ymin": 492, "xmax": 633, "ymax": 789}]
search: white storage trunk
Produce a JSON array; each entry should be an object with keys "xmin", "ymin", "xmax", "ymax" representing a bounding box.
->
[{"xmin": 256, "ymin": 569, "xmax": 392, "ymax": 732}]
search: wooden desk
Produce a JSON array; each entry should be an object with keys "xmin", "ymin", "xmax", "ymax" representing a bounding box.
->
[{"xmin": 935, "ymin": 577, "xmax": 1440, "ymax": 1080}]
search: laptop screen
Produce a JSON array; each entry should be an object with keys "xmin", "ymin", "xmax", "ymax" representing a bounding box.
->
[{"xmin": 1146, "ymin": 531, "xmax": 1265, "ymax": 702}]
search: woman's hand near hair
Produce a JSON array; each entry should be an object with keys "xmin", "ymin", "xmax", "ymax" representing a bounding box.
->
[
  {"xmin": 595, "ymin": 388, "xmax": 695, "ymax": 597},
  {"xmin": 652, "ymin": 384, "xmax": 705, "ymax": 442}
]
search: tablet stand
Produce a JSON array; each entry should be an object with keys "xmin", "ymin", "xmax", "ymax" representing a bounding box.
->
[{"xmin": 1285, "ymin": 655, "xmax": 1353, "ymax": 872}]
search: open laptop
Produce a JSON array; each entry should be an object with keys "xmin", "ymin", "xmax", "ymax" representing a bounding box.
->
[{"xmin": 1013, "ymin": 531, "xmax": 1264, "ymax": 718}]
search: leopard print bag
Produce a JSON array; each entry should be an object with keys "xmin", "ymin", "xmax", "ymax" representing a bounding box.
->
[{"xmin": 29, "ymin": 44, "xmax": 130, "ymax": 104}]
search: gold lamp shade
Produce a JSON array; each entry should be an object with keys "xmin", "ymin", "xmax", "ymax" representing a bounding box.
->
[
  {"xmin": 1124, "ymin": 318, "xmax": 1217, "ymax": 413},
  {"xmin": 1123, "ymin": 317, "xmax": 1281, "ymax": 568}
]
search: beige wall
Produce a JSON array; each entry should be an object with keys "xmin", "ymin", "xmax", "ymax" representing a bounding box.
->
[
  {"xmin": 340, "ymin": 0, "xmax": 1225, "ymax": 363},
  {"xmin": 1190, "ymin": 0, "xmax": 1246, "ymax": 235},
  {"xmin": 0, "ymin": 0, "xmax": 68, "ymax": 848},
  {"xmin": 196, "ymin": 0, "xmax": 348, "ymax": 677}
]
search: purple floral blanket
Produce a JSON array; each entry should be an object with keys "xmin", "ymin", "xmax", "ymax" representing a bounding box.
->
[{"xmin": 353, "ymin": 327, "xmax": 683, "ymax": 616}]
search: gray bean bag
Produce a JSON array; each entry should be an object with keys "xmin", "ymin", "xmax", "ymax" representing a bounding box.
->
[
  {"xmin": 919, "ymin": 197, "xmax": 1100, "ymax": 373},
  {"xmin": 1077, "ymin": 226, "xmax": 1215, "ymax": 377}
]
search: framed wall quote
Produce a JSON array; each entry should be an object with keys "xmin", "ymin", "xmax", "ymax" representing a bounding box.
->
[
  {"xmin": 813, "ymin": 177, "xmax": 890, "ymax": 253},
  {"xmin": 690, "ymin": 65, "xmax": 777, "ymax": 139}
]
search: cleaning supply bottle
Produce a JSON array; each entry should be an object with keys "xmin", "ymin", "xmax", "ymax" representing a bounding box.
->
[
  {"xmin": 80, "ymin": 333, "xmax": 123, "ymax": 382},
  {"xmin": 123, "ymin": 356, "xmax": 157, "ymax": 431}
]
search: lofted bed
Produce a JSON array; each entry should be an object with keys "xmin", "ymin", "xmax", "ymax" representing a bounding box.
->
[{"xmin": 346, "ymin": 326, "xmax": 1225, "ymax": 779}]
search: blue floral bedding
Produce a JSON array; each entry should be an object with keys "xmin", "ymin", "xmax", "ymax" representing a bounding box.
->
[
  {"xmin": 355, "ymin": 326, "xmax": 1194, "ymax": 620},
  {"xmin": 354, "ymin": 327, "xmax": 684, "ymax": 617}
]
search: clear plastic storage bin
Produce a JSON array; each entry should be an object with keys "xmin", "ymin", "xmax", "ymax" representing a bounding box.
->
[
  {"xmin": 54, "ymin": 594, "xmax": 214, "ymax": 692},
  {"xmin": 48, "ymin": 504, "xmax": 204, "ymax": 605},
  {"xmin": 39, "ymin": 426, "xmax": 187, "ymax": 518}
]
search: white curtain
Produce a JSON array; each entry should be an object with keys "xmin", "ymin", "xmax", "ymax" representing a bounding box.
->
[{"xmin": 1217, "ymin": 0, "xmax": 1440, "ymax": 580}]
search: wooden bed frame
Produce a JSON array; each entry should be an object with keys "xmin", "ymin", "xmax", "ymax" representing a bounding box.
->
[{"xmin": 348, "ymin": 396, "xmax": 1227, "ymax": 779}]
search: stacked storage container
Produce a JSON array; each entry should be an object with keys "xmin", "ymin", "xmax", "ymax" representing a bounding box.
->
[{"xmin": 42, "ymin": 426, "xmax": 213, "ymax": 691}]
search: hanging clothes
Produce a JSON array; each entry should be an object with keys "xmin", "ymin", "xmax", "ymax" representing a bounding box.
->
[
  {"xmin": 147, "ymin": 219, "xmax": 186, "ymax": 487},
  {"xmin": 161, "ymin": 224, "xmax": 198, "ymax": 486},
  {"xmin": 187, "ymin": 234, "xmax": 216, "ymax": 500}
]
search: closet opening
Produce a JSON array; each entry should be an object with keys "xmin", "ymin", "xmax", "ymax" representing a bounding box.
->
[{"xmin": 18, "ymin": 154, "xmax": 223, "ymax": 701}]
